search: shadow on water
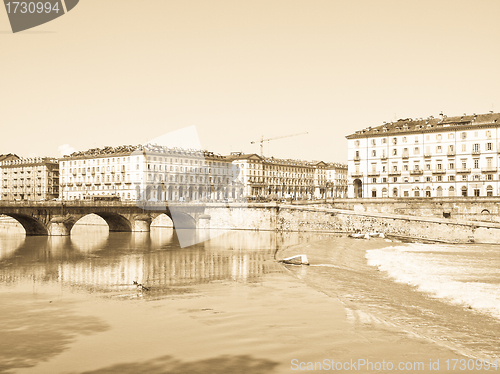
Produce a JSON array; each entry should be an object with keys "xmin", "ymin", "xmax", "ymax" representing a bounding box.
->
[
  {"xmin": 0, "ymin": 294, "xmax": 109, "ymax": 373},
  {"xmin": 77, "ymin": 354, "xmax": 279, "ymax": 374}
]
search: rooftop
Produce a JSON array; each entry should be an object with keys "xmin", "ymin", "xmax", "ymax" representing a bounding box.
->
[
  {"xmin": 346, "ymin": 111, "xmax": 500, "ymax": 139},
  {"xmin": 0, "ymin": 157, "xmax": 58, "ymax": 167},
  {"xmin": 63, "ymin": 144, "xmax": 226, "ymax": 160},
  {"xmin": 0, "ymin": 154, "xmax": 20, "ymax": 162}
]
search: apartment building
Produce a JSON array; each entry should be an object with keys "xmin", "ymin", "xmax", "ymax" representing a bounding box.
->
[
  {"xmin": 326, "ymin": 163, "xmax": 348, "ymax": 198},
  {"xmin": 59, "ymin": 144, "xmax": 242, "ymax": 201},
  {"xmin": 227, "ymin": 153, "xmax": 347, "ymax": 199},
  {"xmin": 0, "ymin": 157, "xmax": 59, "ymax": 201},
  {"xmin": 346, "ymin": 112, "xmax": 500, "ymax": 198}
]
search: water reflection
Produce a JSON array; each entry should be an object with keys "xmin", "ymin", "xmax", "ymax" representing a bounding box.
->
[{"xmin": 0, "ymin": 226, "xmax": 333, "ymax": 296}]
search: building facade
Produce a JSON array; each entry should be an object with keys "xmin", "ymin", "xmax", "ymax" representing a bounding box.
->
[
  {"xmin": 346, "ymin": 112, "xmax": 500, "ymax": 198},
  {"xmin": 227, "ymin": 153, "xmax": 347, "ymax": 200},
  {"xmin": 0, "ymin": 145, "xmax": 346, "ymax": 202},
  {"xmin": 326, "ymin": 162, "xmax": 348, "ymax": 198},
  {"xmin": 0, "ymin": 154, "xmax": 20, "ymax": 200},
  {"xmin": 59, "ymin": 144, "xmax": 244, "ymax": 201},
  {"xmin": 0, "ymin": 158, "xmax": 59, "ymax": 201}
]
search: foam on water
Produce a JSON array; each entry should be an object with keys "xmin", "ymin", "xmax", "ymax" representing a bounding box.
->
[{"xmin": 366, "ymin": 243, "xmax": 500, "ymax": 320}]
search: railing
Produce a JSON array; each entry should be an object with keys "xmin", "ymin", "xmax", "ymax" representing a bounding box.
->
[
  {"xmin": 432, "ymin": 169, "xmax": 446, "ymax": 174},
  {"xmin": 353, "ymin": 156, "xmax": 361, "ymax": 161},
  {"xmin": 388, "ymin": 171, "xmax": 401, "ymax": 176},
  {"xmin": 368, "ymin": 171, "xmax": 380, "ymax": 176},
  {"xmin": 424, "ymin": 153, "xmax": 432, "ymax": 158},
  {"xmin": 351, "ymin": 172, "xmax": 363, "ymax": 177},
  {"xmin": 456, "ymin": 168, "xmax": 471, "ymax": 173},
  {"xmin": 410, "ymin": 169, "xmax": 423, "ymax": 175},
  {"xmin": 402, "ymin": 154, "xmax": 409, "ymax": 159},
  {"xmin": 472, "ymin": 150, "xmax": 481, "ymax": 155},
  {"xmin": 381, "ymin": 155, "xmax": 388, "ymax": 160},
  {"xmin": 447, "ymin": 151, "xmax": 455, "ymax": 156}
]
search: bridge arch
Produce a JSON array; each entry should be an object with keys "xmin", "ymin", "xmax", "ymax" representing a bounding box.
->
[
  {"xmin": 166, "ymin": 210, "xmax": 196, "ymax": 230},
  {"xmin": 1, "ymin": 214, "xmax": 48, "ymax": 235},
  {"xmin": 151, "ymin": 213, "xmax": 174, "ymax": 228},
  {"xmin": 86, "ymin": 212, "xmax": 132, "ymax": 232}
]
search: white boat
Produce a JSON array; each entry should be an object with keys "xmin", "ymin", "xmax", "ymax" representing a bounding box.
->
[
  {"xmin": 349, "ymin": 232, "xmax": 385, "ymax": 239},
  {"xmin": 280, "ymin": 255, "xmax": 309, "ymax": 265}
]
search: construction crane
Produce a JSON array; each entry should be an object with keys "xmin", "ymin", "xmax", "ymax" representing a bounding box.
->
[{"xmin": 250, "ymin": 132, "xmax": 308, "ymax": 156}]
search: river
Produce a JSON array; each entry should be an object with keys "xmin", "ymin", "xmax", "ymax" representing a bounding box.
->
[{"xmin": 0, "ymin": 216, "xmax": 498, "ymax": 373}]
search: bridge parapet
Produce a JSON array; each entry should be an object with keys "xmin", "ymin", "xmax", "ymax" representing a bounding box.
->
[{"xmin": 0, "ymin": 201, "xmax": 205, "ymax": 237}]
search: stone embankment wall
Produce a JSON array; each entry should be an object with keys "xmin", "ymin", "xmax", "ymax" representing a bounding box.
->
[
  {"xmin": 204, "ymin": 204, "xmax": 500, "ymax": 244},
  {"xmin": 332, "ymin": 197, "xmax": 500, "ymax": 223},
  {"xmin": 204, "ymin": 204, "xmax": 276, "ymax": 231}
]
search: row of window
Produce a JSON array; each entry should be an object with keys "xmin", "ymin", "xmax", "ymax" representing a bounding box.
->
[
  {"xmin": 368, "ymin": 159, "xmax": 494, "ymax": 172},
  {"xmin": 62, "ymin": 157, "xmax": 222, "ymax": 166},
  {"xmin": 368, "ymin": 174, "xmax": 494, "ymax": 183},
  {"xmin": 355, "ymin": 130, "xmax": 495, "ymax": 147},
  {"xmin": 357, "ymin": 143, "xmax": 494, "ymax": 159},
  {"xmin": 371, "ymin": 188, "xmax": 493, "ymax": 198}
]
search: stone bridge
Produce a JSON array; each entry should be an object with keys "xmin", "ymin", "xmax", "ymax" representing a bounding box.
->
[{"xmin": 0, "ymin": 201, "xmax": 207, "ymax": 236}]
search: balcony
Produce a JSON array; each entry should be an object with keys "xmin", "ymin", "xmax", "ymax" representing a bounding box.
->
[
  {"xmin": 410, "ymin": 169, "xmax": 423, "ymax": 175},
  {"xmin": 381, "ymin": 155, "xmax": 388, "ymax": 161},
  {"xmin": 456, "ymin": 168, "xmax": 471, "ymax": 173},
  {"xmin": 388, "ymin": 170, "xmax": 401, "ymax": 176},
  {"xmin": 402, "ymin": 153, "xmax": 409, "ymax": 159},
  {"xmin": 447, "ymin": 151, "xmax": 455, "ymax": 157},
  {"xmin": 482, "ymin": 167, "xmax": 497, "ymax": 173},
  {"xmin": 424, "ymin": 153, "xmax": 432, "ymax": 158},
  {"xmin": 353, "ymin": 156, "xmax": 361, "ymax": 161},
  {"xmin": 351, "ymin": 172, "xmax": 363, "ymax": 178},
  {"xmin": 472, "ymin": 149, "xmax": 481, "ymax": 155},
  {"xmin": 432, "ymin": 169, "xmax": 446, "ymax": 174},
  {"xmin": 367, "ymin": 171, "xmax": 380, "ymax": 177}
]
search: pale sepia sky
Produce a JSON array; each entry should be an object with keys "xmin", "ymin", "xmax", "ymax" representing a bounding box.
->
[{"xmin": 1, "ymin": 0, "xmax": 499, "ymax": 162}]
